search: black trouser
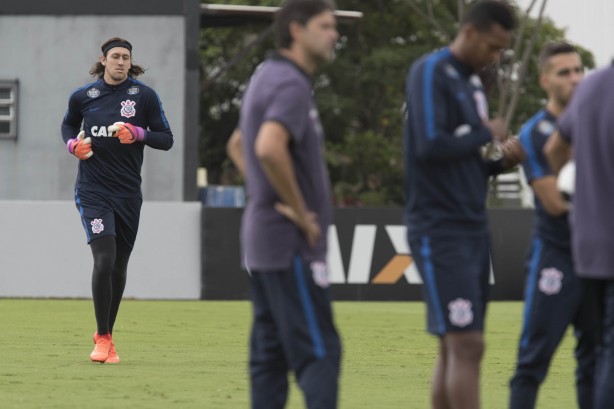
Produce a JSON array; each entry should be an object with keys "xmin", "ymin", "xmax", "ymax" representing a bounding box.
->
[
  {"xmin": 249, "ymin": 256, "xmax": 342, "ymax": 409},
  {"xmin": 90, "ymin": 235, "xmax": 131, "ymax": 335},
  {"xmin": 510, "ymin": 238, "xmax": 598, "ymax": 409}
]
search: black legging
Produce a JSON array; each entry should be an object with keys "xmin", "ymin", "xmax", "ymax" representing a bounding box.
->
[{"xmin": 90, "ymin": 236, "xmax": 132, "ymax": 335}]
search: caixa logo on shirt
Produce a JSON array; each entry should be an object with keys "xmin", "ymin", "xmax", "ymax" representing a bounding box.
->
[{"xmin": 89, "ymin": 125, "xmax": 115, "ymax": 137}]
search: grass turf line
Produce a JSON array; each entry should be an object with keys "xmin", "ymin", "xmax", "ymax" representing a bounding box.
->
[{"xmin": 0, "ymin": 300, "xmax": 577, "ymax": 408}]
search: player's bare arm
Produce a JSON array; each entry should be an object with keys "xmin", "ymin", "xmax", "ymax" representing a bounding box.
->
[
  {"xmin": 531, "ymin": 176, "xmax": 569, "ymax": 215},
  {"xmin": 226, "ymin": 128, "xmax": 246, "ymax": 178},
  {"xmin": 255, "ymin": 121, "xmax": 320, "ymax": 247},
  {"xmin": 544, "ymin": 130, "xmax": 572, "ymax": 174}
]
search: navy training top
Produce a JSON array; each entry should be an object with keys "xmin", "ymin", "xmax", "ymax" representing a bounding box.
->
[
  {"xmin": 518, "ymin": 109, "xmax": 570, "ymax": 249},
  {"xmin": 61, "ymin": 77, "xmax": 173, "ymax": 197},
  {"xmin": 404, "ymin": 47, "xmax": 503, "ymax": 240}
]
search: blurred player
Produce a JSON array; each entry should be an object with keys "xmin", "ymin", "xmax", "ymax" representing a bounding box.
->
[
  {"xmin": 227, "ymin": 1, "xmax": 341, "ymax": 408},
  {"xmin": 545, "ymin": 56, "xmax": 614, "ymax": 409},
  {"xmin": 509, "ymin": 41, "xmax": 597, "ymax": 409},
  {"xmin": 61, "ymin": 37, "xmax": 173, "ymax": 363},
  {"xmin": 404, "ymin": 1, "xmax": 524, "ymax": 408}
]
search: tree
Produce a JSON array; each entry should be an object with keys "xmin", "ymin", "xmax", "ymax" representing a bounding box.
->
[
  {"xmin": 199, "ymin": 0, "xmax": 594, "ymax": 206},
  {"xmin": 199, "ymin": 0, "xmax": 278, "ymax": 184}
]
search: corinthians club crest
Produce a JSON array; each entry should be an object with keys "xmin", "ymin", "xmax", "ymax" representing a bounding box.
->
[
  {"xmin": 91, "ymin": 218, "xmax": 104, "ymax": 234},
  {"xmin": 448, "ymin": 298, "xmax": 474, "ymax": 327},
  {"xmin": 120, "ymin": 99, "xmax": 136, "ymax": 118},
  {"xmin": 538, "ymin": 267, "xmax": 563, "ymax": 295}
]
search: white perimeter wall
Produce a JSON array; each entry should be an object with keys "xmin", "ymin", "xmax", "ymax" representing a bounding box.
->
[
  {"xmin": 0, "ymin": 201, "xmax": 201, "ymax": 299},
  {"xmin": 0, "ymin": 15, "xmax": 186, "ymax": 201}
]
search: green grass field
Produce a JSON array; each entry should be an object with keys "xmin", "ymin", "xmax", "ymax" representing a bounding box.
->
[{"xmin": 0, "ymin": 300, "xmax": 578, "ymax": 408}]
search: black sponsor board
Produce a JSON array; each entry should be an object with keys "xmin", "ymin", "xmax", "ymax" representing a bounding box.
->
[{"xmin": 202, "ymin": 207, "xmax": 533, "ymax": 301}]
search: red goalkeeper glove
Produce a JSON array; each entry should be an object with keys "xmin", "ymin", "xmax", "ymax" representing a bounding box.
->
[
  {"xmin": 108, "ymin": 121, "xmax": 146, "ymax": 144},
  {"xmin": 67, "ymin": 131, "xmax": 93, "ymax": 160}
]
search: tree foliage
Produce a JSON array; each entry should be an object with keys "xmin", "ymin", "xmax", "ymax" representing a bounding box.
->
[{"xmin": 199, "ymin": 0, "xmax": 594, "ymax": 206}]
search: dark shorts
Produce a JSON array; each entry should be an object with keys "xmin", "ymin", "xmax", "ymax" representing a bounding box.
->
[
  {"xmin": 74, "ymin": 188, "xmax": 143, "ymax": 249},
  {"xmin": 409, "ymin": 234, "xmax": 490, "ymax": 336}
]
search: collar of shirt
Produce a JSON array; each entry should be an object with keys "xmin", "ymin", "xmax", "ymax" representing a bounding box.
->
[
  {"xmin": 542, "ymin": 108, "xmax": 557, "ymax": 122},
  {"xmin": 443, "ymin": 47, "xmax": 474, "ymax": 79},
  {"xmin": 99, "ymin": 77, "xmax": 133, "ymax": 91},
  {"xmin": 266, "ymin": 50, "xmax": 312, "ymax": 83}
]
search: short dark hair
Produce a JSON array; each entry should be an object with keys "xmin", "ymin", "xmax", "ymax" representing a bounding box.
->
[
  {"xmin": 461, "ymin": 0, "xmax": 516, "ymax": 32},
  {"xmin": 274, "ymin": 0, "xmax": 336, "ymax": 49},
  {"xmin": 539, "ymin": 41, "xmax": 578, "ymax": 70}
]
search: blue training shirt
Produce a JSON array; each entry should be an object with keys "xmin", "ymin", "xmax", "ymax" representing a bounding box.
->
[
  {"xmin": 61, "ymin": 77, "xmax": 173, "ymax": 197},
  {"xmin": 404, "ymin": 47, "xmax": 503, "ymax": 239},
  {"xmin": 519, "ymin": 109, "xmax": 570, "ymax": 249}
]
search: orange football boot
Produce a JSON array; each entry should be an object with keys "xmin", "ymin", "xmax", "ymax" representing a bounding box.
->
[
  {"xmin": 105, "ymin": 342, "xmax": 120, "ymax": 364},
  {"xmin": 90, "ymin": 332, "xmax": 112, "ymax": 363}
]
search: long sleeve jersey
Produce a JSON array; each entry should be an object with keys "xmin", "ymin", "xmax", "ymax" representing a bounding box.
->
[
  {"xmin": 61, "ymin": 77, "xmax": 173, "ymax": 197},
  {"xmin": 519, "ymin": 109, "xmax": 570, "ymax": 249},
  {"xmin": 404, "ymin": 47, "xmax": 503, "ymax": 239}
]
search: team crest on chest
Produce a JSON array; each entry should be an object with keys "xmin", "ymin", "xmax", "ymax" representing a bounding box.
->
[
  {"xmin": 473, "ymin": 90, "xmax": 489, "ymax": 121},
  {"xmin": 538, "ymin": 267, "xmax": 563, "ymax": 295},
  {"xmin": 448, "ymin": 298, "xmax": 474, "ymax": 327},
  {"xmin": 120, "ymin": 99, "xmax": 136, "ymax": 118},
  {"xmin": 87, "ymin": 88, "xmax": 100, "ymax": 98},
  {"xmin": 91, "ymin": 218, "xmax": 104, "ymax": 234},
  {"xmin": 538, "ymin": 120, "xmax": 555, "ymax": 136}
]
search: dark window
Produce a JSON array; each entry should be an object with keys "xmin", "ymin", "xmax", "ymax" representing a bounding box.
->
[{"xmin": 0, "ymin": 80, "xmax": 18, "ymax": 139}]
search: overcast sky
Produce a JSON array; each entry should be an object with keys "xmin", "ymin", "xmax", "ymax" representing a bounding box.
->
[{"xmin": 514, "ymin": 0, "xmax": 613, "ymax": 67}]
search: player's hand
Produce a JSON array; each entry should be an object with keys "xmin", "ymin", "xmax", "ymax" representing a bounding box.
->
[
  {"xmin": 484, "ymin": 118, "xmax": 509, "ymax": 142},
  {"xmin": 108, "ymin": 121, "xmax": 146, "ymax": 144},
  {"xmin": 274, "ymin": 202, "xmax": 321, "ymax": 248},
  {"xmin": 500, "ymin": 137, "xmax": 526, "ymax": 170},
  {"xmin": 66, "ymin": 131, "xmax": 93, "ymax": 160}
]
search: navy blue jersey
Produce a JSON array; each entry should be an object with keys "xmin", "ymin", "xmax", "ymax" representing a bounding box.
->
[
  {"xmin": 404, "ymin": 48, "xmax": 502, "ymax": 239},
  {"xmin": 519, "ymin": 109, "xmax": 570, "ymax": 249},
  {"xmin": 61, "ymin": 77, "xmax": 173, "ymax": 197}
]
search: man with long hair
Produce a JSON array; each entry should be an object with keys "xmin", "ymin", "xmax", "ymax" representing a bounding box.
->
[
  {"xmin": 227, "ymin": 0, "xmax": 342, "ymax": 407},
  {"xmin": 61, "ymin": 37, "xmax": 173, "ymax": 363}
]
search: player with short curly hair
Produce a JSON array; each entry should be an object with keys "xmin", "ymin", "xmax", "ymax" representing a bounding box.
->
[{"xmin": 404, "ymin": 1, "xmax": 524, "ymax": 407}]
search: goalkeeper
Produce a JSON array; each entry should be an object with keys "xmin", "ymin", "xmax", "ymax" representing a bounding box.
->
[{"xmin": 60, "ymin": 37, "xmax": 173, "ymax": 364}]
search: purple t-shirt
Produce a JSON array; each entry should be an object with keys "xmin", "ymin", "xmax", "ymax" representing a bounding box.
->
[
  {"xmin": 558, "ymin": 65, "xmax": 614, "ymax": 279},
  {"xmin": 239, "ymin": 52, "xmax": 332, "ymax": 271}
]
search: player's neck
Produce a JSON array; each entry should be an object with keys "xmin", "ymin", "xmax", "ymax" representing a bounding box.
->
[
  {"xmin": 546, "ymin": 100, "xmax": 564, "ymax": 117},
  {"xmin": 449, "ymin": 39, "xmax": 476, "ymax": 72},
  {"xmin": 278, "ymin": 48, "xmax": 316, "ymax": 75}
]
